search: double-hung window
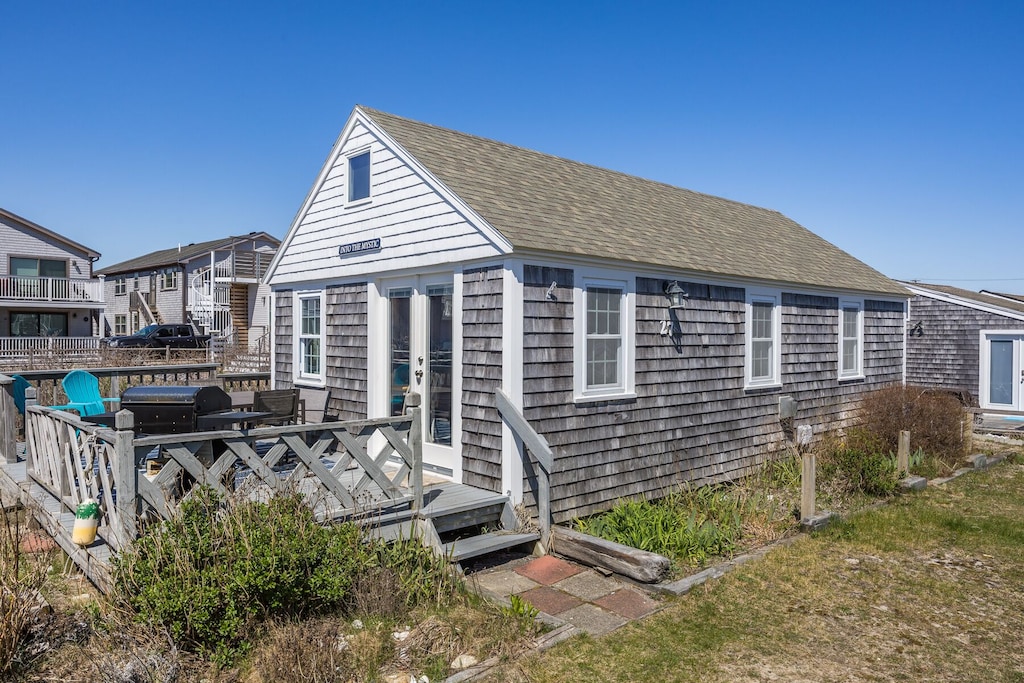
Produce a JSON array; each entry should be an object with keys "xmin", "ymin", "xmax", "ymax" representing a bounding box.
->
[
  {"xmin": 297, "ymin": 292, "xmax": 325, "ymax": 382},
  {"xmin": 347, "ymin": 150, "xmax": 371, "ymax": 203},
  {"xmin": 160, "ymin": 270, "xmax": 178, "ymax": 290},
  {"xmin": 114, "ymin": 278, "xmax": 127, "ymax": 296},
  {"xmin": 745, "ymin": 290, "xmax": 781, "ymax": 388},
  {"xmin": 114, "ymin": 315, "xmax": 127, "ymax": 335},
  {"xmin": 838, "ymin": 299, "xmax": 864, "ymax": 379},
  {"xmin": 574, "ymin": 275, "xmax": 635, "ymax": 401}
]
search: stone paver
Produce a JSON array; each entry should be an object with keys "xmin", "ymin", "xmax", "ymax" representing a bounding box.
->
[
  {"xmin": 558, "ymin": 603, "xmax": 628, "ymax": 636},
  {"xmin": 593, "ymin": 588, "xmax": 661, "ymax": 620},
  {"xmin": 518, "ymin": 585, "xmax": 583, "ymax": 615},
  {"xmin": 514, "ymin": 555, "xmax": 582, "ymax": 585},
  {"xmin": 552, "ymin": 569, "xmax": 620, "ymax": 601},
  {"xmin": 472, "ymin": 568, "xmax": 539, "ymax": 598}
]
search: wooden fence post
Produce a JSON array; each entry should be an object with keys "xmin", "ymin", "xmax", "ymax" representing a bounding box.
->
[
  {"xmin": 897, "ymin": 430, "xmax": 911, "ymax": 475},
  {"xmin": 801, "ymin": 451, "xmax": 816, "ymax": 522},
  {"xmin": 113, "ymin": 409, "xmax": 137, "ymax": 549}
]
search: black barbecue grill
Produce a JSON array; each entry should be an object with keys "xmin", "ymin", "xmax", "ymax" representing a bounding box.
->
[{"xmin": 120, "ymin": 385, "xmax": 237, "ymax": 434}]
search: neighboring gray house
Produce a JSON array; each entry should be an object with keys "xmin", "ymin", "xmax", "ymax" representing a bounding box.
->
[
  {"xmin": 0, "ymin": 208, "xmax": 104, "ymax": 360},
  {"xmin": 903, "ymin": 282, "xmax": 1024, "ymax": 413},
  {"xmin": 96, "ymin": 233, "xmax": 279, "ymax": 349},
  {"xmin": 265, "ymin": 106, "xmax": 909, "ymax": 522}
]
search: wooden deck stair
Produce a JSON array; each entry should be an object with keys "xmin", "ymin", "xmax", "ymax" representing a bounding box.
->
[{"xmin": 374, "ymin": 481, "xmax": 540, "ymax": 566}]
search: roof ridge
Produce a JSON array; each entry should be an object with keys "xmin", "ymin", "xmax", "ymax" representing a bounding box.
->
[{"xmin": 357, "ymin": 106, "xmax": 785, "ymax": 217}]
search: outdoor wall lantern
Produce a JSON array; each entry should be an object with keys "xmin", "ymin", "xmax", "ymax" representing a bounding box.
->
[{"xmin": 663, "ymin": 281, "xmax": 688, "ymax": 309}]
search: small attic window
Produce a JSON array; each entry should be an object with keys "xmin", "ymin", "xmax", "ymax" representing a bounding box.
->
[{"xmin": 348, "ymin": 150, "xmax": 371, "ymax": 203}]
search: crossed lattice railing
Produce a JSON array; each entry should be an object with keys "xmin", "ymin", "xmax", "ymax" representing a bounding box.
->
[{"xmin": 24, "ymin": 406, "xmax": 424, "ymax": 558}]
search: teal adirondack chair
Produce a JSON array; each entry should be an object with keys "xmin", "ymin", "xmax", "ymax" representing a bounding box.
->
[
  {"xmin": 52, "ymin": 370, "xmax": 120, "ymax": 417},
  {"xmin": 10, "ymin": 374, "xmax": 30, "ymax": 415}
]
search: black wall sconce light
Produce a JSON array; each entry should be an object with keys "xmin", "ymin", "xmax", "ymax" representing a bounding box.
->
[{"xmin": 664, "ymin": 281, "xmax": 688, "ymax": 309}]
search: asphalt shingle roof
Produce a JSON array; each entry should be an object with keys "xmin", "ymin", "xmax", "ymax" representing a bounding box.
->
[
  {"xmin": 361, "ymin": 107, "xmax": 907, "ymax": 297},
  {"xmin": 96, "ymin": 232, "xmax": 279, "ymax": 276},
  {"xmin": 904, "ymin": 282, "xmax": 1024, "ymax": 316}
]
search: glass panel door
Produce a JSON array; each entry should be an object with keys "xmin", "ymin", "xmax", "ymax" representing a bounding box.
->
[
  {"xmin": 989, "ymin": 340, "xmax": 1014, "ymax": 406},
  {"xmin": 388, "ymin": 288, "xmax": 412, "ymax": 416},
  {"xmin": 427, "ymin": 284, "xmax": 453, "ymax": 446}
]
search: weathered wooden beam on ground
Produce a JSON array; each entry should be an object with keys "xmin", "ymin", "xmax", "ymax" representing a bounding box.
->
[{"xmin": 551, "ymin": 525, "xmax": 670, "ymax": 583}]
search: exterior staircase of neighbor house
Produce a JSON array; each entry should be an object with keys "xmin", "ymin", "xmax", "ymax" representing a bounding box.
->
[{"xmin": 229, "ymin": 284, "xmax": 249, "ymax": 348}]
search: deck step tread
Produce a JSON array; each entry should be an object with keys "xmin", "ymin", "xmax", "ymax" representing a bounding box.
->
[{"xmin": 443, "ymin": 531, "xmax": 540, "ymax": 562}]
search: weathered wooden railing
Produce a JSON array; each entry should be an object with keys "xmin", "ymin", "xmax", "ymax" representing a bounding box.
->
[
  {"xmin": 22, "ymin": 404, "xmax": 423, "ymax": 584},
  {"xmin": 0, "ymin": 375, "xmax": 18, "ymax": 464},
  {"xmin": 495, "ymin": 388, "xmax": 552, "ymax": 546},
  {"xmin": 15, "ymin": 363, "xmax": 230, "ymax": 406}
]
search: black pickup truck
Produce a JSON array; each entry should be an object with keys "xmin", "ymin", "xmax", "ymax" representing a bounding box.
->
[{"xmin": 102, "ymin": 324, "xmax": 210, "ymax": 349}]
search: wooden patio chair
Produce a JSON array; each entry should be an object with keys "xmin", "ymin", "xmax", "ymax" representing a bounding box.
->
[
  {"xmin": 52, "ymin": 369, "xmax": 120, "ymax": 417},
  {"xmin": 252, "ymin": 388, "xmax": 300, "ymax": 426}
]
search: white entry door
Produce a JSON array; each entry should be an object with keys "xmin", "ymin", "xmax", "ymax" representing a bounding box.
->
[
  {"xmin": 982, "ymin": 334, "xmax": 1024, "ymax": 411},
  {"xmin": 384, "ymin": 276, "xmax": 455, "ymax": 473}
]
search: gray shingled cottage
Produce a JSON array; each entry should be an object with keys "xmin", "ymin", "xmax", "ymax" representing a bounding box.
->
[
  {"xmin": 264, "ymin": 106, "xmax": 909, "ymax": 523},
  {"xmin": 902, "ymin": 282, "xmax": 1024, "ymax": 413}
]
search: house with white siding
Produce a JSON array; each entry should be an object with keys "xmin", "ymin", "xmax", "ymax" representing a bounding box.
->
[
  {"xmin": 96, "ymin": 233, "xmax": 279, "ymax": 350},
  {"xmin": 902, "ymin": 282, "xmax": 1024, "ymax": 413},
  {"xmin": 265, "ymin": 106, "xmax": 909, "ymax": 522},
  {"xmin": 0, "ymin": 208, "xmax": 104, "ymax": 363}
]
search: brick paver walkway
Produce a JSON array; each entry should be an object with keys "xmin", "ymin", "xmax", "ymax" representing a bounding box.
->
[{"xmin": 472, "ymin": 555, "xmax": 663, "ymax": 636}]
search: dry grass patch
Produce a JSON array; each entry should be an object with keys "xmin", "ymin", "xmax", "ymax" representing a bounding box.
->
[{"xmin": 485, "ymin": 449, "xmax": 1024, "ymax": 683}]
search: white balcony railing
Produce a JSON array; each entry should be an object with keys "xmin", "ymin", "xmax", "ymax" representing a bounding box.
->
[
  {"xmin": 0, "ymin": 336, "xmax": 101, "ymax": 355},
  {"xmin": 0, "ymin": 276, "xmax": 104, "ymax": 304}
]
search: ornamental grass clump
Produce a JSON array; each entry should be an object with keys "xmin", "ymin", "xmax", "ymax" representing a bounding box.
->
[{"xmin": 573, "ymin": 484, "xmax": 745, "ymax": 567}]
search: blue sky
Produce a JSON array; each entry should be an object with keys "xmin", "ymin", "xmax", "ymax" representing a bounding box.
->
[{"xmin": 3, "ymin": 1, "xmax": 1021, "ymax": 292}]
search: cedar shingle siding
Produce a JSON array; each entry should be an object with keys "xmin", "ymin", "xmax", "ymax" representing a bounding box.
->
[
  {"xmin": 326, "ymin": 283, "xmax": 368, "ymax": 422},
  {"xmin": 273, "ymin": 290, "xmax": 293, "ymax": 385},
  {"xmin": 461, "ymin": 266, "xmax": 504, "ymax": 492},
  {"xmin": 521, "ymin": 268, "xmax": 905, "ymax": 524},
  {"xmin": 907, "ymin": 294, "xmax": 1024, "ymax": 398}
]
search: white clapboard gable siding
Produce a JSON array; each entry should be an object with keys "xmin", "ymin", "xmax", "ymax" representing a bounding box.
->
[{"xmin": 268, "ymin": 114, "xmax": 512, "ymax": 285}]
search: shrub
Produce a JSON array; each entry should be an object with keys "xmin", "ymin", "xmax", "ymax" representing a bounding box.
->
[
  {"xmin": 818, "ymin": 428, "xmax": 899, "ymax": 497},
  {"xmin": 112, "ymin": 488, "xmax": 372, "ymax": 665},
  {"xmin": 858, "ymin": 384, "xmax": 969, "ymax": 473}
]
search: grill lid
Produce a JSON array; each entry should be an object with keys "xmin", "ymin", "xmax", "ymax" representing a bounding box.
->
[{"xmin": 121, "ymin": 385, "xmax": 232, "ymax": 414}]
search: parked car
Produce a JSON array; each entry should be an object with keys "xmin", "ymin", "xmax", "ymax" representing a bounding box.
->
[{"xmin": 102, "ymin": 324, "xmax": 210, "ymax": 349}]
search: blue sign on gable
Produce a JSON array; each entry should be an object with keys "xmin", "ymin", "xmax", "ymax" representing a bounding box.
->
[{"xmin": 338, "ymin": 238, "xmax": 381, "ymax": 257}]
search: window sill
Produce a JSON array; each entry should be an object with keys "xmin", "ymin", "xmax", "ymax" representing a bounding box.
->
[
  {"xmin": 295, "ymin": 376, "xmax": 326, "ymax": 388},
  {"xmin": 838, "ymin": 374, "xmax": 866, "ymax": 383},
  {"xmin": 573, "ymin": 391, "xmax": 637, "ymax": 405},
  {"xmin": 345, "ymin": 197, "xmax": 373, "ymax": 209},
  {"xmin": 744, "ymin": 381, "xmax": 782, "ymax": 393}
]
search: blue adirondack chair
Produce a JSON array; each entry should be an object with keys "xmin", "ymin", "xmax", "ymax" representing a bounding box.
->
[
  {"xmin": 52, "ymin": 370, "xmax": 120, "ymax": 417},
  {"xmin": 10, "ymin": 374, "xmax": 30, "ymax": 415}
]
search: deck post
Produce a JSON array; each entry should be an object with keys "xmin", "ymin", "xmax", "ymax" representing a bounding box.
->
[
  {"xmin": 113, "ymin": 409, "xmax": 137, "ymax": 549},
  {"xmin": 1, "ymin": 376, "xmax": 15, "ymax": 464},
  {"xmin": 407, "ymin": 398, "xmax": 423, "ymax": 512}
]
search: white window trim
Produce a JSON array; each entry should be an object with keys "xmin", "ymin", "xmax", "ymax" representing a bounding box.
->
[
  {"xmin": 837, "ymin": 298, "xmax": 865, "ymax": 381},
  {"xmin": 345, "ymin": 147, "xmax": 373, "ymax": 207},
  {"xmin": 294, "ymin": 290, "xmax": 326, "ymax": 386},
  {"xmin": 114, "ymin": 279, "xmax": 126, "ymax": 296},
  {"xmin": 573, "ymin": 272, "xmax": 636, "ymax": 403},
  {"xmin": 160, "ymin": 270, "xmax": 178, "ymax": 291},
  {"xmin": 744, "ymin": 289, "xmax": 782, "ymax": 390}
]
